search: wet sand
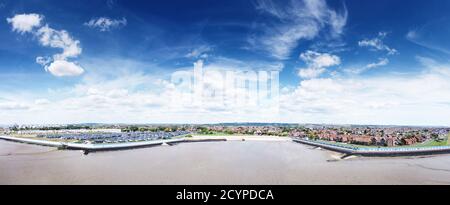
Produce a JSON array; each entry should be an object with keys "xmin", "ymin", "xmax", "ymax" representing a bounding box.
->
[{"xmin": 1, "ymin": 140, "xmax": 450, "ymax": 184}]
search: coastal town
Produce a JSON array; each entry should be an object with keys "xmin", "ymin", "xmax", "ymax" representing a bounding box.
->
[
  {"xmin": 1, "ymin": 123, "xmax": 448, "ymax": 147},
  {"xmin": 2, "ymin": 122, "xmax": 450, "ymax": 185}
]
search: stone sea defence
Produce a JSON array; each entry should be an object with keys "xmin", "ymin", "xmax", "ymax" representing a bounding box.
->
[
  {"xmin": 293, "ymin": 138, "xmax": 450, "ymax": 156},
  {"xmin": 0, "ymin": 135, "xmax": 206, "ymax": 152}
]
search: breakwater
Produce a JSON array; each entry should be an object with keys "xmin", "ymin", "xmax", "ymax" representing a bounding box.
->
[{"xmin": 0, "ymin": 135, "xmax": 223, "ymax": 152}]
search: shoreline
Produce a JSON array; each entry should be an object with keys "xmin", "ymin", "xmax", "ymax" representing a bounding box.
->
[
  {"xmin": 0, "ymin": 135, "xmax": 185, "ymax": 152},
  {"xmin": 3, "ymin": 134, "xmax": 450, "ymax": 157},
  {"xmin": 294, "ymin": 138, "xmax": 450, "ymax": 157},
  {"xmin": 0, "ymin": 134, "xmax": 290, "ymax": 153}
]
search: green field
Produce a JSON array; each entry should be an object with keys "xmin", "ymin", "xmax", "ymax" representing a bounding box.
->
[{"xmin": 408, "ymin": 133, "xmax": 449, "ymax": 147}]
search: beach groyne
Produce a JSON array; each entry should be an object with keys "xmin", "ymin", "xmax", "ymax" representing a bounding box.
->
[{"xmin": 293, "ymin": 138, "xmax": 450, "ymax": 157}]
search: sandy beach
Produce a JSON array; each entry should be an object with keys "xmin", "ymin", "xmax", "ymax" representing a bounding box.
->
[
  {"xmin": 190, "ymin": 135, "xmax": 291, "ymax": 141},
  {"xmin": 1, "ymin": 139, "xmax": 450, "ymax": 185}
]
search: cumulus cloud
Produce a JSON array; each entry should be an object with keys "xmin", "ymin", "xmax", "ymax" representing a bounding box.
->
[
  {"xmin": 300, "ymin": 51, "xmax": 341, "ymax": 68},
  {"xmin": 0, "ymin": 57, "xmax": 284, "ymax": 123},
  {"xmin": 358, "ymin": 32, "xmax": 398, "ymax": 55},
  {"xmin": 7, "ymin": 13, "xmax": 84, "ymax": 77},
  {"xmin": 254, "ymin": 0, "xmax": 348, "ymax": 59},
  {"xmin": 6, "ymin": 13, "xmax": 43, "ymax": 34},
  {"xmin": 36, "ymin": 25, "xmax": 82, "ymax": 60},
  {"xmin": 2, "ymin": 56, "xmax": 450, "ymax": 126},
  {"xmin": 84, "ymin": 17, "xmax": 127, "ymax": 31},
  {"xmin": 45, "ymin": 60, "xmax": 85, "ymax": 77},
  {"xmin": 297, "ymin": 50, "xmax": 340, "ymax": 78},
  {"xmin": 298, "ymin": 67, "xmax": 326, "ymax": 79},
  {"xmin": 280, "ymin": 58, "xmax": 450, "ymax": 125}
]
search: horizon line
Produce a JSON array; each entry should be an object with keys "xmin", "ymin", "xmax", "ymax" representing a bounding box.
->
[{"xmin": 2, "ymin": 122, "xmax": 449, "ymax": 128}]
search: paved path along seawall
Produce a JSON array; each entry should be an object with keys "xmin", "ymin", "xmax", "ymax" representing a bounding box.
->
[
  {"xmin": 293, "ymin": 138, "xmax": 450, "ymax": 157},
  {"xmin": 0, "ymin": 135, "xmax": 212, "ymax": 152}
]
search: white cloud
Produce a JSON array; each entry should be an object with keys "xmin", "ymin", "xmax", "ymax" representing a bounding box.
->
[
  {"xmin": 36, "ymin": 56, "xmax": 52, "ymax": 66},
  {"xmin": 345, "ymin": 58, "xmax": 389, "ymax": 74},
  {"xmin": 45, "ymin": 60, "xmax": 84, "ymax": 77},
  {"xmin": 298, "ymin": 50, "xmax": 340, "ymax": 78},
  {"xmin": 254, "ymin": 0, "xmax": 348, "ymax": 59},
  {"xmin": 0, "ymin": 57, "xmax": 284, "ymax": 124},
  {"xmin": 2, "ymin": 57, "xmax": 450, "ymax": 126},
  {"xmin": 300, "ymin": 50, "xmax": 341, "ymax": 68},
  {"xmin": 366, "ymin": 58, "xmax": 389, "ymax": 69},
  {"xmin": 7, "ymin": 13, "xmax": 84, "ymax": 77},
  {"xmin": 84, "ymin": 17, "xmax": 127, "ymax": 31},
  {"xmin": 281, "ymin": 60, "xmax": 450, "ymax": 125},
  {"xmin": 36, "ymin": 25, "xmax": 82, "ymax": 60},
  {"xmin": 358, "ymin": 32, "xmax": 398, "ymax": 55},
  {"xmin": 6, "ymin": 13, "xmax": 43, "ymax": 34},
  {"xmin": 0, "ymin": 102, "xmax": 30, "ymax": 110},
  {"xmin": 298, "ymin": 67, "xmax": 326, "ymax": 79},
  {"xmin": 34, "ymin": 99, "xmax": 50, "ymax": 105},
  {"xmin": 328, "ymin": 4, "xmax": 348, "ymax": 36}
]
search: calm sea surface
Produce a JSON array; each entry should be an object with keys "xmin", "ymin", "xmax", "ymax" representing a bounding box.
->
[{"xmin": 1, "ymin": 140, "xmax": 450, "ymax": 184}]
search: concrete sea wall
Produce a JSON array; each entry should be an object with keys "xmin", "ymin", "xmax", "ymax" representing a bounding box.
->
[
  {"xmin": 0, "ymin": 135, "xmax": 187, "ymax": 152},
  {"xmin": 293, "ymin": 138, "xmax": 450, "ymax": 156}
]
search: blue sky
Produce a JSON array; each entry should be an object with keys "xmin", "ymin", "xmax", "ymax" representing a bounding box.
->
[{"xmin": 1, "ymin": 0, "xmax": 450, "ymax": 125}]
